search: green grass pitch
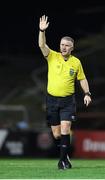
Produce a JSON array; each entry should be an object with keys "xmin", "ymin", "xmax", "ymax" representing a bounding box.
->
[{"xmin": 0, "ymin": 158, "xmax": 105, "ymax": 179}]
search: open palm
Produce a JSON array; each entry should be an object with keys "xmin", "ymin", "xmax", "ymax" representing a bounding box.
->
[{"xmin": 39, "ymin": 15, "xmax": 49, "ymax": 31}]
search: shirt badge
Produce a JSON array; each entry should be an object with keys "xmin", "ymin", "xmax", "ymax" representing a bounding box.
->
[{"xmin": 70, "ymin": 68, "xmax": 74, "ymax": 76}]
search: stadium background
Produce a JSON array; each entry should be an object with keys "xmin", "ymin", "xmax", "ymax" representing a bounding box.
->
[{"xmin": 0, "ymin": 1, "xmax": 105, "ymax": 158}]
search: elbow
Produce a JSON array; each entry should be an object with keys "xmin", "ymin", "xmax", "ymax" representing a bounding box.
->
[
  {"xmin": 39, "ymin": 44, "xmax": 44, "ymax": 48},
  {"xmin": 80, "ymin": 78, "xmax": 87, "ymax": 83},
  {"xmin": 38, "ymin": 42, "xmax": 45, "ymax": 48}
]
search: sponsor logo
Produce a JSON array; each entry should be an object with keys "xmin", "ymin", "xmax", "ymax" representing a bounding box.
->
[{"xmin": 83, "ymin": 138, "xmax": 105, "ymax": 152}]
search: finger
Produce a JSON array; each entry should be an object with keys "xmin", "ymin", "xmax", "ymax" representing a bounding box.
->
[
  {"xmin": 40, "ymin": 17, "xmax": 42, "ymax": 22},
  {"xmin": 47, "ymin": 22, "xmax": 50, "ymax": 27},
  {"xmin": 85, "ymin": 102, "xmax": 88, "ymax": 106},
  {"xmin": 84, "ymin": 99, "xmax": 88, "ymax": 106},
  {"xmin": 45, "ymin": 16, "xmax": 48, "ymax": 22},
  {"xmin": 42, "ymin": 15, "xmax": 45, "ymax": 21},
  {"xmin": 44, "ymin": 15, "xmax": 46, "ymax": 21}
]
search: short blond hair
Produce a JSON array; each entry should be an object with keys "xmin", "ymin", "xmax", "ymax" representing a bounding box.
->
[{"xmin": 61, "ymin": 36, "xmax": 74, "ymax": 45}]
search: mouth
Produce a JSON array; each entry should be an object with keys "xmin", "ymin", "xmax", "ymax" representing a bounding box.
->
[{"xmin": 62, "ymin": 51, "xmax": 67, "ymax": 54}]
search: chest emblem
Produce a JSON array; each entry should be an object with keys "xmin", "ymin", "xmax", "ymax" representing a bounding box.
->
[{"xmin": 70, "ymin": 68, "xmax": 75, "ymax": 76}]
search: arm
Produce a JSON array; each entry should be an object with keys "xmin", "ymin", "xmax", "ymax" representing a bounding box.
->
[
  {"xmin": 79, "ymin": 79, "xmax": 92, "ymax": 106},
  {"xmin": 38, "ymin": 15, "xmax": 50, "ymax": 58}
]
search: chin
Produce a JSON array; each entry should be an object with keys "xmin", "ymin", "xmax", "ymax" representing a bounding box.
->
[
  {"xmin": 62, "ymin": 53, "xmax": 68, "ymax": 57},
  {"xmin": 61, "ymin": 52, "xmax": 67, "ymax": 56}
]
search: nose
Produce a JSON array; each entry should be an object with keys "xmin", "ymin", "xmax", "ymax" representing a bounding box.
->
[{"xmin": 62, "ymin": 45, "xmax": 66, "ymax": 50}]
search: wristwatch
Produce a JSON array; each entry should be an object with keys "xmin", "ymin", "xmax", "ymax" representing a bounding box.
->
[
  {"xmin": 84, "ymin": 92, "xmax": 91, "ymax": 97},
  {"xmin": 39, "ymin": 29, "xmax": 45, "ymax": 32}
]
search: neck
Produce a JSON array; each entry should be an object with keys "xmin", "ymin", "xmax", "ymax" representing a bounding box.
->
[
  {"xmin": 64, "ymin": 57, "xmax": 68, "ymax": 61},
  {"xmin": 63, "ymin": 54, "xmax": 71, "ymax": 61}
]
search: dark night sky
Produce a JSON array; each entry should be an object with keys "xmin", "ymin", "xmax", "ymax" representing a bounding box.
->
[{"xmin": 0, "ymin": 1, "xmax": 105, "ymax": 55}]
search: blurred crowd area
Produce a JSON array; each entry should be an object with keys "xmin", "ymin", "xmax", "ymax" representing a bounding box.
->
[{"xmin": 0, "ymin": 27, "xmax": 105, "ymax": 132}]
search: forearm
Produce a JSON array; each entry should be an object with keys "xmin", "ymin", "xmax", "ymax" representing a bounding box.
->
[
  {"xmin": 38, "ymin": 30, "xmax": 46, "ymax": 48},
  {"xmin": 79, "ymin": 79, "xmax": 90, "ymax": 94},
  {"xmin": 80, "ymin": 79, "xmax": 92, "ymax": 106}
]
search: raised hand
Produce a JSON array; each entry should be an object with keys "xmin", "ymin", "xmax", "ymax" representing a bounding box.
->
[{"xmin": 39, "ymin": 15, "xmax": 49, "ymax": 31}]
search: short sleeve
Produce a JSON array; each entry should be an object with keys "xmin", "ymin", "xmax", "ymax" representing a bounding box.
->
[{"xmin": 77, "ymin": 61, "xmax": 86, "ymax": 80}]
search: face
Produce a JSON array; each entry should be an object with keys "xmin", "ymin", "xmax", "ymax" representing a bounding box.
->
[{"xmin": 60, "ymin": 39, "xmax": 74, "ymax": 57}]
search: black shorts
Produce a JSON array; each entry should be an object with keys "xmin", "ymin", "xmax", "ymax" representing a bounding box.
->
[{"xmin": 46, "ymin": 93, "xmax": 76, "ymax": 126}]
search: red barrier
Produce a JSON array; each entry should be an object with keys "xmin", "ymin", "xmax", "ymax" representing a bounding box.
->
[{"xmin": 73, "ymin": 130, "xmax": 105, "ymax": 158}]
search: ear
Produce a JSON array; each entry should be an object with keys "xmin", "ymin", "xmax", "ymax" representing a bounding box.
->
[{"xmin": 71, "ymin": 46, "xmax": 74, "ymax": 51}]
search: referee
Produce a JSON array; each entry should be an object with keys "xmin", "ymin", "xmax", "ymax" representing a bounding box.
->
[{"xmin": 38, "ymin": 15, "xmax": 92, "ymax": 170}]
